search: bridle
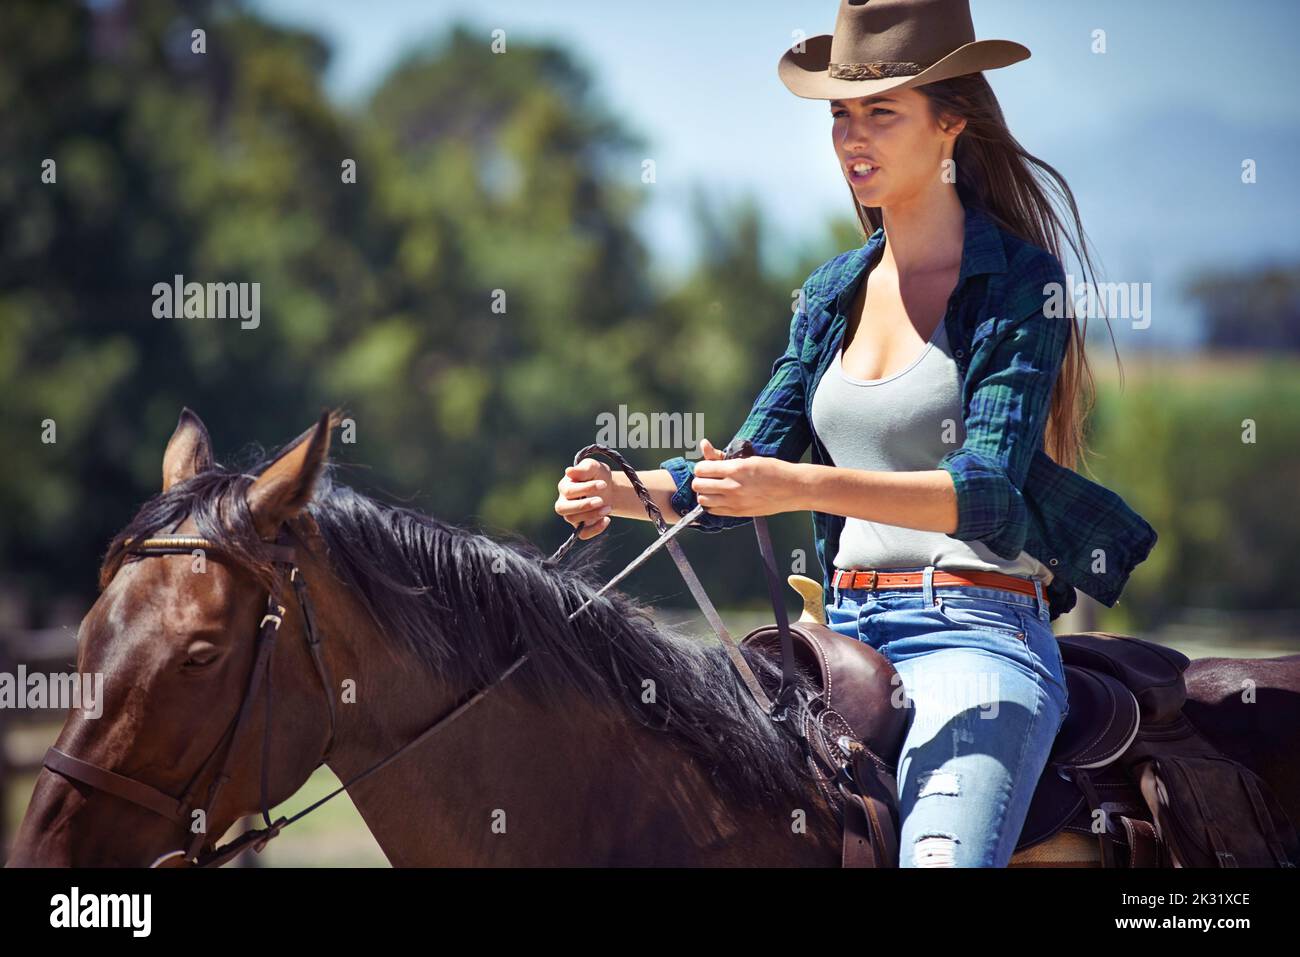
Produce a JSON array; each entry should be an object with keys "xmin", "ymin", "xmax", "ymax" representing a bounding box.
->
[
  {"xmin": 41, "ymin": 526, "xmax": 528, "ymax": 868},
  {"xmin": 42, "ymin": 440, "xmax": 799, "ymax": 867}
]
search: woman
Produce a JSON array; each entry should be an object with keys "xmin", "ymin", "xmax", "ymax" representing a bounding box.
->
[{"xmin": 554, "ymin": 0, "xmax": 1157, "ymax": 866}]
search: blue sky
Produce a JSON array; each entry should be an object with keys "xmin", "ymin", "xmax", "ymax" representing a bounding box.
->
[{"xmin": 251, "ymin": 0, "xmax": 1300, "ymax": 351}]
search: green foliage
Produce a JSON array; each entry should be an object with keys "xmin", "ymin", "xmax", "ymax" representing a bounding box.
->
[
  {"xmin": 1086, "ymin": 357, "xmax": 1300, "ymax": 623},
  {"xmin": 0, "ymin": 1, "xmax": 820, "ymax": 620}
]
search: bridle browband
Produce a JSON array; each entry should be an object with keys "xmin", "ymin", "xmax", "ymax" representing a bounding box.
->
[{"xmin": 41, "ymin": 527, "xmax": 528, "ymax": 868}]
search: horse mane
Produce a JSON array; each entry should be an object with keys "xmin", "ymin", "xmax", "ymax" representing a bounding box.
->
[{"xmin": 100, "ymin": 443, "xmax": 826, "ymax": 812}]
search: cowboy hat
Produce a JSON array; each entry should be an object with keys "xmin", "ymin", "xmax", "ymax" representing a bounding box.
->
[{"xmin": 778, "ymin": 0, "xmax": 1030, "ymax": 101}]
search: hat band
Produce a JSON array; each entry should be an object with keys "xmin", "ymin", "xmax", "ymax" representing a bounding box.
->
[{"xmin": 828, "ymin": 60, "xmax": 924, "ymax": 80}]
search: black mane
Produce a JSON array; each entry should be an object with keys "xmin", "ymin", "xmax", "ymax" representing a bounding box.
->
[{"xmin": 102, "ymin": 443, "xmax": 826, "ymax": 813}]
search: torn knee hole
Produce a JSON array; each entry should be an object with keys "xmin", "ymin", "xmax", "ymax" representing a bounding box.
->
[
  {"xmin": 917, "ymin": 769, "xmax": 960, "ymax": 798},
  {"xmin": 913, "ymin": 833, "xmax": 959, "ymax": 867}
]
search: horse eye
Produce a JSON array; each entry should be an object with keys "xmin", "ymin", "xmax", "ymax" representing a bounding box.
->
[{"xmin": 183, "ymin": 641, "xmax": 220, "ymax": 669}]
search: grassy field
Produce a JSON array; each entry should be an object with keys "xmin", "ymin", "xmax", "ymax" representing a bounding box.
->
[{"xmin": 1086, "ymin": 349, "xmax": 1300, "ymax": 384}]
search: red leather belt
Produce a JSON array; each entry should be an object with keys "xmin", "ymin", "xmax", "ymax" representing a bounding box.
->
[{"xmin": 832, "ymin": 567, "xmax": 1039, "ymax": 599}]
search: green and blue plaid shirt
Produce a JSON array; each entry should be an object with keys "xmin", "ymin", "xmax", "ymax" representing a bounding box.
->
[{"xmin": 659, "ymin": 203, "xmax": 1158, "ymax": 621}]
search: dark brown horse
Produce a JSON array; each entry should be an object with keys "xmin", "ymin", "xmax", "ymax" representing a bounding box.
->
[{"xmin": 8, "ymin": 412, "xmax": 1300, "ymax": 866}]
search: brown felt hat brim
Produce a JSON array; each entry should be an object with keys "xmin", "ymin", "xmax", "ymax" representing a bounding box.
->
[{"xmin": 779, "ymin": 35, "xmax": 1030, "ymax": 100}]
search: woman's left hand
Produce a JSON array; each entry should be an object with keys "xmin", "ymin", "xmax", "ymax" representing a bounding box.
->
[{"xmin": 689, "ymin": 437, "xmax": 799, "ymax": 517}]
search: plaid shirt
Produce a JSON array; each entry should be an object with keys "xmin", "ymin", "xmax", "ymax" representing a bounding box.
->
[{"xmin": 659, "ymin": 204, "xmax": 1158, "ymax": 621}]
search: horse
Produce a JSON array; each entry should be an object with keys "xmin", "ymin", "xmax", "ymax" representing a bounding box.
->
[{"xmin": 8, "ymin": 410, "xmax": 1300, "ymax": 866}]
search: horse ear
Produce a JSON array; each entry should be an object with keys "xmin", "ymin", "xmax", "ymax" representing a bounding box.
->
[
  {"xmin": 246, "ymin": 410, "xmax": 340, "ymax": 537},
  {"xmin": 162, "ymin": 408, "xmax": 214, "ymax": 492}
]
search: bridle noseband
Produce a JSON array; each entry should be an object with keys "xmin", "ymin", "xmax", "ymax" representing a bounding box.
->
[{"xmin": 41, "ymin": 527, "xmax": 525, "ymax": 868}]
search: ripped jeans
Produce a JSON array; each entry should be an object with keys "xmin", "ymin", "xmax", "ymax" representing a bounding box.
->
[{"xmin": 825, "ymin": 565, "xmax": 1070, "ymax": 867}]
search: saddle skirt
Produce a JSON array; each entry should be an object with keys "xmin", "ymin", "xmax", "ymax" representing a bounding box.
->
[{"xmin": 740, "ymin": 621, "xmax": 905, "ymax": 779}]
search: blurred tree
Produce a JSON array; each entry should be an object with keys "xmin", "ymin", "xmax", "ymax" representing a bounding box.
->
[
  {"xmin": 0, "ymin": 1, "xmax": 823, "ymax": 622},
  {"xmin": 1087, "ymin": 357, "xmax": 1300, "ymax": 624},
  {"xmin": 1190, "ymin": 263, "xmax": 1300, "ymax": 350}
]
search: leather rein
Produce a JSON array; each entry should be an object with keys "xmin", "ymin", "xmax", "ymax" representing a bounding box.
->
[
  {"xmin": 43, "ymin": 440, "xmax": 799, "ymax": 867},
  {"xmin": 41, "ymin": 528, "xmax": 528, "ymax": 868},
  {"xmin": 550, "ymin": 441, "xmax": 800, "ymax": 719}
]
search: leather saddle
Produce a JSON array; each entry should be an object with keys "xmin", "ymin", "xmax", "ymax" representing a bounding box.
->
[{"xmin": 739, "ymin": 622, "xmax": 1193, "ymax": 867}]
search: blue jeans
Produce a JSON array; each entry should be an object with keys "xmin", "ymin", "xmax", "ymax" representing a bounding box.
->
[{"xmin": 824, "ymin": 565, "xmax": 1070, "ymax": 867}]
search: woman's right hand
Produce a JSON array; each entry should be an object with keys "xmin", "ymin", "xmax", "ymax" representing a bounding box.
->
[{"xmin": 555, "ymin": 458, "xmax": 616, "ymax": 539}]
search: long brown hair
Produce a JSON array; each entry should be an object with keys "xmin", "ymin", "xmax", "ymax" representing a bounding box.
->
[{"xmin": 847, "ymin": 72, "xmax": 1119, "ymax": 477}]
